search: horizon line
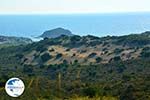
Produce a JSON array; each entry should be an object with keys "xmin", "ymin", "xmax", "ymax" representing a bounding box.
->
[{"xmin": 0, "ymin": 11, "xmax": 150, "ymax": 15}]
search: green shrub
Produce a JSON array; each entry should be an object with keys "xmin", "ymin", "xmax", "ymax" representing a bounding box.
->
[
  {"xmin": 41, "ymin": 53, "xmax": 52, "ymax": 62},
  {"xmin": 114, "ymin": 48, "xmax": 124, "ymax": 54},
  {"xmin": 82, "ymin": 87, "xmax": 99, "ymax": 97},
  {"xmin": 56, "ymin": 53, "xmax": 63, "ymax": 59},
  {"xmin": 88, "ymin": 53, "xmax": 97, "ymax": 58},
  {"xmin": 140, "ymin": 47, "xmax": 150, "ymax": 58},
  {"xmin": 36, "ymin": 46, "xmax": 47, "ymax": 52},
  {"xmin": 95, "ymin": 57, "xmax": 102, "ymax": 63},
  {"xmin": 113, "ymin": 56, "xmax": 121, "ymax": 61},
  {"xmin": 23, "ymin": 65, "xmax": 33, "ymax": 74}
]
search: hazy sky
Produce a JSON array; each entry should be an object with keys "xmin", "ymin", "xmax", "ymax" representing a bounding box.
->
[{"xmin": 0, "ymin": 0, "xmax": 150, "ymax": 14}]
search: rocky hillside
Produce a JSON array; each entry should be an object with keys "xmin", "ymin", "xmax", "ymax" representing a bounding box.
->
[{"xmin": 20, "ymin": 31, "xmax": 150, "ymax": 66}]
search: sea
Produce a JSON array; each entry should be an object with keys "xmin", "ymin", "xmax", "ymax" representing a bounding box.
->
[{"xmin": 0, "ymin": 12, "xmax": 150, "ymax": 40}]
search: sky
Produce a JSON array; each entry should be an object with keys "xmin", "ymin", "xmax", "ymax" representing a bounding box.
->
[{"xmin": 0, "ymin": 0, "xmax": 150, "ymax": 14}]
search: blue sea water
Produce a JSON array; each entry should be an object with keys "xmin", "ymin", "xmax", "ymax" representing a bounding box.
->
[{"xmin": 0, "ymin": 12, "xmax": 150, "ymax": 39}]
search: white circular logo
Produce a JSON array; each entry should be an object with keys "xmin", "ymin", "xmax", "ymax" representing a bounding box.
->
[{"xmin": 5, "ymin": 78, "xmax": 25, "ymax": 97}]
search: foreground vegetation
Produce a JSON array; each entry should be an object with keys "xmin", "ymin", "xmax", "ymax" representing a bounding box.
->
[{"xmin": 0, "ymin": 58, "xmax": 149, "ymax": 100}]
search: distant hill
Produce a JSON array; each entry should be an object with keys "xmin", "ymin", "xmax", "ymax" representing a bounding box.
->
[
  {"xmin": 40, "ymin": 27, "xmax": 74, "ymax": 38},
  {"xmin": 0, "ymin": 35, "xmax": 32, "ymax": 47}
]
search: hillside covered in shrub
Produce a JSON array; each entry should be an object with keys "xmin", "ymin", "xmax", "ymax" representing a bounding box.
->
[{"xmin": 0, "ymin": 31, "xmax": 149, "ymax": 100}]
